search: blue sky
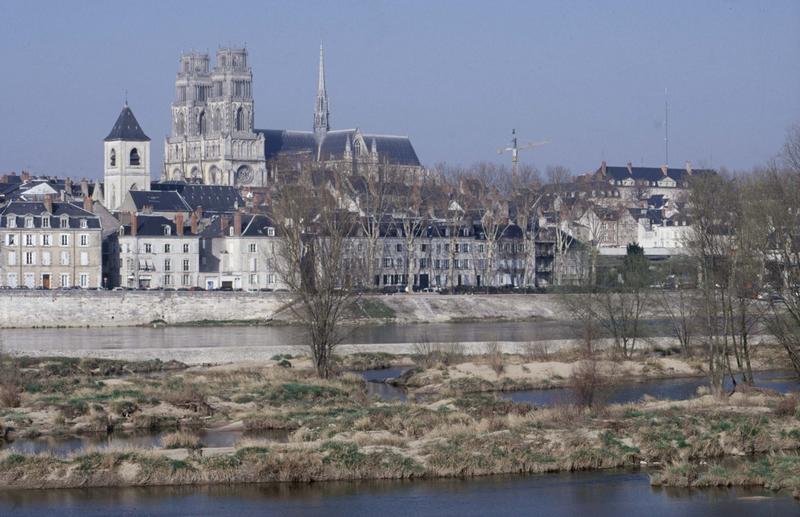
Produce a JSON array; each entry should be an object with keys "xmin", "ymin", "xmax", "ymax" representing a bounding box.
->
[{"xmin": 0, "ymin": 0, "xmax": 798, "ymax": 180}]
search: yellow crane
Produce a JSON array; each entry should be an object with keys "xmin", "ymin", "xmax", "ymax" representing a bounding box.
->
[{"xmin": 497, "ymin": 129, "xmax": 549, "ymax": 177}]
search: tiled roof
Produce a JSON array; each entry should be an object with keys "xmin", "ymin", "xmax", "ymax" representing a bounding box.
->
[
  {"xmin": 120, "ymin": 215, "xmax": 197, "ymax": 237},
  {"xmin": 0, "ymin": 201, "xmax": 101, "ymax": 229}
]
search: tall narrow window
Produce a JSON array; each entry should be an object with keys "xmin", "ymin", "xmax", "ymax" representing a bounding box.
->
[
  {"xmin": 235, "ymin": 107, "xmax": 244, "ymax": 131},
  {"xmin": 130, "ymin": 148, "xmax": 140, "ymax": 166},
  {"xmin": 109, "ymin": 149, "xmax": 116, "ymax": 167},
  {"xmin": 198, "ymin": 111, "xmax": 207, "ymax": 136}
]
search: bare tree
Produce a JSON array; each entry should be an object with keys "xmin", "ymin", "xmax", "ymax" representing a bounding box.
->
[
  {"xmin": 400, "ymin": 179, "xmax": 427, "ymax": 293},
  {"xmin": 546, "ymin": 166, "xmax": 577, "ymax": 286},
  {"xmin": 354, "ymin": 163, "xmax": 392, "ymax": 288},
  {"xmin": 272, "ymin": 169, "xmax": 361, "ymax": 378}
]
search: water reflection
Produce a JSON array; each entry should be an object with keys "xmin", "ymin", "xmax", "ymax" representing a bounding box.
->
[{"xmin": 0, "ymin": 470, "xmax": 795, "ymax": 516}]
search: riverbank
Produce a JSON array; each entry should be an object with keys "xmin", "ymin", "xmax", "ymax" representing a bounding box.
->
[
  {"xmin": 0, "ymin": 290, "xmax": 690, "ymax": 328},
  {"xmin": 1, "ymin": 352, "xmax": 798, "ymax": 496}
]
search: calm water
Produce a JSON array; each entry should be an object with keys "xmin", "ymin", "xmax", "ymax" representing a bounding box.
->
[
  {"xmin": 0, "ymin": 320, "xmax": 676, "ymax": 355},
  {"xmin": 0, "ymin": 470, "xmax": 795, "ymax": 516},
  {"xmin": 500, "ymin": 370, "xmax": 800, "ymax": 406}
]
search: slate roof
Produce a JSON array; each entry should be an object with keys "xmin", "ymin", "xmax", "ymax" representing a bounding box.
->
[
  {"xmin": 128, "ymin": 191, "xmax": 191, "ymax": 212},
  {"xmin": 199, "ymin": 214, "xmax": 277, "ymax": 238},
  {"xmin": 0, "ymin": 201, "xmax": 101, "ymax": 229},
  {"xmin": 119, "ymin": 215, "xmax": 197, "ymax": 237},
  {"xmin": 105, "ymin": 106, "xmax": 150, "ymax": 142},
  {"xmin": 596, "ymin": 165, "xmax": 715, "ymax": 184},
  {"xmin": 150, "ymin": 182, "xmax": 243, "ymax": 213},
  {"xmin": 257, "ymin": 128, "xmax": 421, "ymax": 166}
]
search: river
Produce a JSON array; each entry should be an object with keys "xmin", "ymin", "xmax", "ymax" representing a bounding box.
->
[
  {"xmin": 0, "ymin": 469, "xmax": 795, "ymax": 516},
  {"xmin": 0, "ymin": 320, "xmax": 678, "ymax": 363}
]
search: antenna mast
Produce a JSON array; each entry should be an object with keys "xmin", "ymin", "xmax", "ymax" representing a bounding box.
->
[{"xmin": 664, "ymin": 88, "xmax": 669, "ymax": 166}]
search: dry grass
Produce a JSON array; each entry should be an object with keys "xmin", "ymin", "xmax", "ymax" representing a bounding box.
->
[
  {"xmin": 161, "ymin": 431, "xmax": 203, "ymax": 449},
  {"xmin": 485, "ymin": 342, "xmax": 504, "ymax": 376}
]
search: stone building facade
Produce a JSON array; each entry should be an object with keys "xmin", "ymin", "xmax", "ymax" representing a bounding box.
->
[{"xmin": 0, "ymin": 197, "xmax": 103, "ymax": 289}]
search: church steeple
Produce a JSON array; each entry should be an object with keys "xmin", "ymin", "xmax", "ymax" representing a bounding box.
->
[{"xmin": 314, "ymin": 43, "xmax": 330, "ymax": 142}]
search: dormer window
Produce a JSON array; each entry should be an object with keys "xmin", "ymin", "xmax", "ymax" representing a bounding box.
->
[
  {"xmin": 42, "ymin": 217, "xmax": 50, "ymax": 228},
  {"xmin": 130, "ymin": 148, "xmax": 141, "ymax": 166},
  {"xmin": 118, "ymin": 226, "xmax": 125, "ymax": 236},
  {"xmin": 267, "ymin": 227, "xmax": 275, "ymax": 237},
  {"xmin": 7, "ymin": 216, "xmax": 16, "ymax": 228},
  {"xmin": 60, "ymin": 216, "xmax": 69, "ymax": 228},
  {"xmin": 229, "ymin": 227, "xmax": 234, "ymax": 236},
  {"xmin": 164, "ymin": 226, "xmax": 171, "ymax": 236},
  {"xmin": 80, "ymin": 219, "xmax": 88, "ymax": 229},
  {"xmin": 25, "ymin": 216, "xmax": 34, "ymax": 228}
]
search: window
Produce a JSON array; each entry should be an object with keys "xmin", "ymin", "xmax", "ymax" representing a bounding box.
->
[
  {"xmin": 110, "ymin": 149, "xmax": 116, "ymax": 167},
  {"xmin": 249, "ymin": 273, "xmax": 258, "ymax": 285},
  {"xmin": 144, "ymin": 243, "xmax": 152, "ymax": 253},
  {"xmin": 267, "ymin": 227, "xmax": 275, "ymax": 237},
  {"xmin": 79, "ymin": 234, "xmax": 88, "ymax": 247},
  {"xmin": 79, "ymin": 273, "xmax": 88, "ymax": 288},
  {"xmin": 267, "ymin": 274, "xmax": 276, "ymax": 284},
  {"xmin": 163, "ymin": 274, "xmax": 172, "ymax": 286},
  {"xmin": 164, "ymin": 226, "xmax": 171, "ymax": 236},
  {"xmin": 25, "ymin": 252, "xmax": 35, "ymax": 265},
  {"xmin": 182, "ymin": 274, "xmax": 191, "ymax": 285},
  {"xmin": 249, "ymin": 257, "xmax": 257, "ymax": 272},
  {"xmin": 42, "ymin": 217, "xmax": 50, "ymax": 228},
  {"xmin": 60, "ymin": 274, "xmax": 69, "ymax": 287},
  {"xmin": 130, "ymin": 148, "xmax": 141, "ymax": 166},
  {"xmin": 80, "ymin": 252, "xmax": 88, "ymax": 266},
  {"xmin": 249, "ymin": 243, "xmax": 257, "ymax": 253},
  {"xmin": 60, "ymin": 216, "xmax": 69, "ymax": 228},
  {"xmin": 25, "ymin": 217, "xmax": 34, "ymax": 228},
  {"xmin": 60, "ymin": 251, "xmax": 69, "ymax": 265},
  {"xmin": 80, "ymin": 219, "xmax": 88, "ymax": 229},
  {"xmin": 164, "ymin": 243, "xmax": 171, "ymax": 253},
  {"xmin": 164, "ymin": 259, "xmax": 171, "ymax": 271},
  {"xmin": 396, "ymin": 243, "xmax": 402, "ymax": 252},
  {"xmin": 25, "ymin": 234, "xmax": 34, "ymax": 246},
  {"xmin": 383, "ymin": 258, "xmax": 391, "ymax": 267},
  {"xmin": 60, "ymin": 234, "xmax": 69, "ymax": 246},
  {"xmin": 7, "ymin": 216, "xmax": 16, "ymax": 228},
  {"xmin": 182, "ymin": 259, "xmax": 189, "ymax": 271},
  {"xmin": 42, "ymin": 252, "xmax": 51, "ymax": 266},
  {"xmin": 8, "ymin": 252, "xmax": 16, "ymax": 266},
  {"xmin": 421, "ymin": 244, "xmax": 428, "ymax": 252},
  {"xmin": 6, "ymin": 234, "xmax": 15, "ymax": 246},
  {"xmin": 183, "ymin": 243, "xmax": 189, "ymax": 253},
  {"xmin": 7, "ymin": 273, "xmax": 17, "ymax": 288}
]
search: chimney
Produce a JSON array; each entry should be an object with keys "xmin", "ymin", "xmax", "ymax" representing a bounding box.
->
[
  {"xmin": 21, "ymin": 171, "xmax": 30, "ymax": 182},
  {"xmin": 80, "ymin": 178, "xmax": 89, "ymax": 196},
  {"xmin": 60, "ymin": 190, "xmax": 67, "ymax": 202},
  {"xmin": 600, "ymin": 161, "xmax": 607, "ymax": 176},
  {"xmin": 626, "ymin": 162, "xmax": 633, "ymax": 176},
  {"xmin": 143, "ymin": 204, "xmax": 153, "ymax": 214},
  {"xmin": 220, "ymin": 215, "xmax": 229, "ymax": 232},
  {"xmin": 685, "ymin": 161, "xmax": 692, "ymax": 176},
  {"xmin": 44, "ymin": 194, "xmax": 53, "ymax": 213},
  {"xmin": 65, "ymin": 177, "xmax": 73, "ymax": 193},
  {"xmin": 130, "ymin": 212, "xmax": 138, "ymax": 237},
  {"xmin": 175, "ymin": 213, "xmax": 184, "ymax": 236},
  {"xmin": 190, "ymin": 212, "xmax": 199, "ymax": 235},
  {"xmin": 83, "ymin": 195, "xmax": 93, "ymax": 213},
  {"xmin": 660, "ymin": 165, "xmax": 668, "ymax": 177},
  {"xmin": 234, "ymin": 211, "xmax": 242, "ymax": 236}
]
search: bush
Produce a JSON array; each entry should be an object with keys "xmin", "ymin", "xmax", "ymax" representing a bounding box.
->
[
  {"xmin": 59, "ymin": 399, "xmax": 89, "ymax": 419},
  {"xmin": 111, "ymin": 400, "xmax": 140, "ymax": 418},
  {"xmin": 163, "ymin": 386, "xmax": 212, "ymax": 415},
  {"xmin": 0, "ymin": 382, "xmax": 21, "ymax": 408},
  {"xmin": 485, "ymin": 342, "xmax": 504, "ymax": 375},
  {"xmin": 570, "ymin": 357, "xmax": 605, "ymax": 408},
  {"xmin": 775, "ymin": 394, "xmax": 799, "ymax": 417}
]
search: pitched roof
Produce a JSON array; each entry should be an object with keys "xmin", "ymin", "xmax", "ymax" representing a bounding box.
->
[
  {"xmin": 257, "ymin": 128, "xmax": 421, "ymax": 167},
  {"xmin": 120, "ymin": 215, "xmax": 197, "ymax": 237},
  {"xmin": 128, "ymin": 190, "xmax": 191, "ymax": 212},
  {"xmin": 105, "ymin": 105, "xmax": 150, "ymax": 142},
  {"xmin": 150, "ymin": 182, "xmax": 243, "ymax": 213},
  {"xmin": 0, "ymin": 201, "xmax": 101, "ymax": 229},
  {"xmin": 596, "ymin": 165, "xmax": 715, "ymax": 184}
]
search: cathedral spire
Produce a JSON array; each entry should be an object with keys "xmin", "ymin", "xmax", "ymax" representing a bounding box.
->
[{"xmin": 314, "ymin": 43, "xmax": 330, "ymax": 141}]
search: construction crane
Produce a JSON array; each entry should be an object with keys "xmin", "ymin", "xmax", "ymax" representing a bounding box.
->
[{"xmin": 497, "ymin": 129, "xmax": 549, "ymax": 177}]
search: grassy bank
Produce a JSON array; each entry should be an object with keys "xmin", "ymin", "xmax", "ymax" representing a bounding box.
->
[{"xmin": 1, "ymin": 352, "xmax": 798, "ymax": 494}]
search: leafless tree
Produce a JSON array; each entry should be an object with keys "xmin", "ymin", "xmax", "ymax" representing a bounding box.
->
[
  {"xmin": 400, "ymin": 179, "xmax": 427, "ymax": 293},
  {"xmin": 354, "ymin": 163, "xmax": 392, "ymax": 288},
  {"xmin": 271, "ymin": 168, "xmax": 361, "ymax": 378}
]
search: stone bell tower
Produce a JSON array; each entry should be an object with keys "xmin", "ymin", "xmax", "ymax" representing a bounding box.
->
[{"xmin": 104, "ymin": 102, "xmax": 151, "ymax": 211}]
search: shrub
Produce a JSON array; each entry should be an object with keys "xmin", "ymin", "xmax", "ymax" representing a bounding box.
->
[
  {"xmin": 570, "ymin": 357, "xmax": 605, "ymax": 408},
  {"xmin": 485, "ymin": 342, "xmax": 504, "ymax": 375},
  {"xmin": 775, "ymin": 394, "xmax": 799, "ymax": 417},
  {"xmin": 163, "ymin": 386, "xmax": 212, "ymax": 415},
  {"xmin": 521, "ymin": 342, "xmax": 550, "ymax": 361},
  {"xmin": 0, "ymin": 382, "xmax": 21, "ymax": 408},
  {"xmin": 277, "ymin": 359, "xmax": 292, "ymax": 368},
  {"xmin": 111, "ymin": 400, "xmax": 140, "ymax": 418}
]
